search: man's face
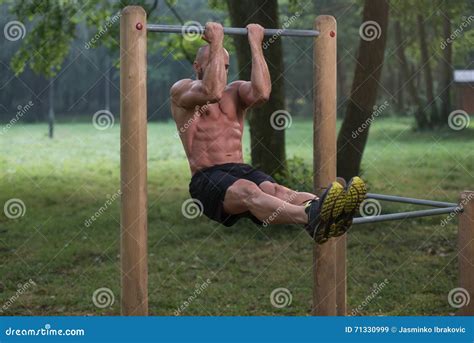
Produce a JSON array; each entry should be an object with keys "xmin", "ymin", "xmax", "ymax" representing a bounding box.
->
[{"xmin": 194, "ymin": 46, "xmax": 230, "ymax": 80}]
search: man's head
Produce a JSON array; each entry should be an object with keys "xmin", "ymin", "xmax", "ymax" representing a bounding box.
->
[{"xmin": 193, "ymin": 45, "xmax": 230, "ymax": 80}]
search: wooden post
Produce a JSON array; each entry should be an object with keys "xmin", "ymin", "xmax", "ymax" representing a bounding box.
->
[
  {"xmin": 120, "ymin": 6, "xmax": 148, "ymax": 316},
  {"xmin": 312, "ymin": 15, "xmax": 338, "ymax": 316},
  {"xmin": 458, "ymin": 191, "xmax": 474, "ymax": 315}
]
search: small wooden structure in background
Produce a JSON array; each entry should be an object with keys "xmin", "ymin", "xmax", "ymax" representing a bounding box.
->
[{"xmin": 454, "ymin": 70, "xmax": 474, "ymax": 114}]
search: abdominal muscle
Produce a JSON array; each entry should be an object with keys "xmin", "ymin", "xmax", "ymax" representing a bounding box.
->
[{"xmin": 172, "ymin": 92, "xmax": 245, "ymax": 175}]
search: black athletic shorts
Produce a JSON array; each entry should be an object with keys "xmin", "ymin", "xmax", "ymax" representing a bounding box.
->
[{"xmin": 189, "ymin": 163, "xmax": 276, "ymax": 227}]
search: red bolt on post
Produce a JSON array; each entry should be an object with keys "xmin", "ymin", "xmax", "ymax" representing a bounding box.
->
[
  {"xmin": 330, "ymin": 30, "xmax": 335, "ymax": 37},
  {"xmin": 136, "ymin": 22, "xmax": 143, "ymax": 30}
]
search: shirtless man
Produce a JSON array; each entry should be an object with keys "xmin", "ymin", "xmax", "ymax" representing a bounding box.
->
[{"xmin": 170, "ymin": 22, "xmax": 366, "ymax": 244}]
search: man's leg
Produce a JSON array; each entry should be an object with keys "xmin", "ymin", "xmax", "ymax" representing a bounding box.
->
[
  {"xmin": 223, "ymin": 179, "xmax": 308, "ymax": 225},
  {"xmin": 259, "ymin": 181, "xmax": 317, "ymax": 205}
]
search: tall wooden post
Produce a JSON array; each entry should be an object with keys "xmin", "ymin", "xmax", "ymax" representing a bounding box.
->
[
  {"xmin": 312, "ymin": 16, "xmax": 338, "ymax": 316},
  {"xmin": 120, "ymin": 6, "xmax": 148, "ymax": 316},
  {"xmin": 458, "ymin": 191, "xmax": 474, "ymax": 315}
]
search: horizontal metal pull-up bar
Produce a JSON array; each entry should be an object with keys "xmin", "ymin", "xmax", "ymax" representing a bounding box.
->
[
  {"xmin": 367, "ymin": 193, "xmax": 458, "ymax": 208},
  {"xmin": 146, "ymin": 24, "xmax": 320, "ymax": 37},
  {"xmin": 353, "ymin": 206, "xmax": 462, "ymax": 225}
]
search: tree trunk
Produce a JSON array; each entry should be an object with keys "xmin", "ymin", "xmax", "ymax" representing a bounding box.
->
[
  {"xmin": 337, "ymin": 56, "xmax": 349, "ymax": 107},
  {"xmin": 394, "ymin": 21, "xmax": 429, "ymax": 130},
  {"xmin": 34, "ymin": 76, "xmax": 47, "ymax": 122},
  {"xmin": 439, "ymin": 4, "xmax": 452, "ymax": 126},
  {"xmin": 105, "ymin": 55, "xmax": 111, "ymax": 111},
  {"xmin": 336, "ymin": 0, "xmax": 390, "ymax": 181},
  {"xmin": 417, "ymin": 14, "xmax": 438, "ymax": 126},
  {"xmin": 226, "ymin": 0, "xmax": 286, "ymax": 177},
  {"xmin": 48, "ymin": 79, "xmax": 55, "ymax": 138},
  {"xmin": 396, "ymin": 68, "xmax": 404, "ymax": 113}
]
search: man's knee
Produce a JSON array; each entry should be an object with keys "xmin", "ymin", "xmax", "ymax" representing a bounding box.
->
[
  {"xmin": 260, "ymin": 182, "xmax": 295, "ymax": 201},
  {"xmin": 259, "ymin": 181, "xmax": 278, "ymax": 196},
  {"xmin": 227, "ymin": 179, "xmax": 263, "ymax": 206}
]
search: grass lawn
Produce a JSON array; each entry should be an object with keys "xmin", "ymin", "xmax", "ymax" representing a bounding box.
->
[{"xmin": 0, "ymin": 117, "xmax": 473, "ymax": 316}]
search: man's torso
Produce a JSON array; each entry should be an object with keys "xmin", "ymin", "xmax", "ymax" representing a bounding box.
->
[{"xmin": 171, "ymin": 82, "xmax": 247, "ymax": 174}]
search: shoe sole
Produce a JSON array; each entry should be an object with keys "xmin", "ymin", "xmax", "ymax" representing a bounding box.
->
[
  {"xmin": 313, "ymin": 182, "xmax": 346, "ymax": 244},
  {"xmin": 333, "ymin": 176, "xmax": 367, "ymax": 237}
]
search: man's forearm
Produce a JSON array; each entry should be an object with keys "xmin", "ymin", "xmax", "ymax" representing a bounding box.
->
[
  {"xmin": 249, "ymin": 41, "xmax": 271, "ymax": 98},
  {"xmin": 202, "ymin": 42, "xmax": 227, "ymax": 97}
]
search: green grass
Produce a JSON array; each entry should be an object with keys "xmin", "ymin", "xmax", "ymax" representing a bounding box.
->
[{"xmin": 0, "ymin": 117, "xmax": 473, "ymax": 316}]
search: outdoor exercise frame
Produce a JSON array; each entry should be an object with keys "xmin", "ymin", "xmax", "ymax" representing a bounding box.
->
[{"xmin": 120, "ymin": 6, "xmax": 474, "ymax": 316}]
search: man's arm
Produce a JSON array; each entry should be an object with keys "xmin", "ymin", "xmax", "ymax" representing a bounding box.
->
[
  {"xmin": 237, "ymin": 24, "xmax": 271, "ymax": 109},
  {"xmin": 170, "ymin": 23, "xmax": 227, "ymax": 109}
]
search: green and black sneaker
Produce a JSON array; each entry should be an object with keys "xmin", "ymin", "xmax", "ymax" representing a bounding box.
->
[
  {"xmin": 333, "ymin": 176, "xmax": 367, "ymax": 237},
  {"xmin": 304, "ymin": 181, "xmax": 346, "ymax": 244}
]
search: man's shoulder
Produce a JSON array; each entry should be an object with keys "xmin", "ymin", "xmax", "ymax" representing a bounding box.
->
[
  {"xmin": 227, "ymin": 80, "xmax": 247, "ymax": 89},
  {"xmin": 226, "ymin": 81, "xmax": 249, "ymax": 97},
  {"xmin": 170, "ymin": 78, "xmax": 194, "ymax": 94}
]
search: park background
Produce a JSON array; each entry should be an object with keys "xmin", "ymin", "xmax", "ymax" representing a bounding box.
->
[{"xmin": 0, "ymin": 0, "xmax": 473, "ymax": 315}]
